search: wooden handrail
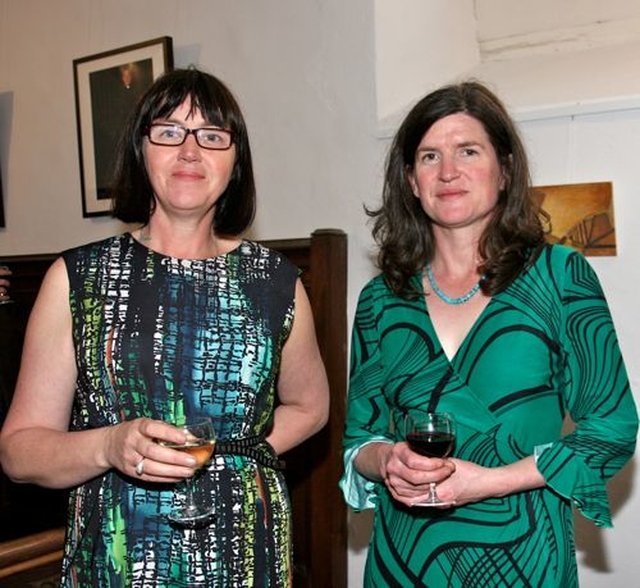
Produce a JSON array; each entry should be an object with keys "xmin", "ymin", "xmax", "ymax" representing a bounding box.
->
[{"xmin": 0, "ymin": 527, "xmax": 65, "ymax": 579}]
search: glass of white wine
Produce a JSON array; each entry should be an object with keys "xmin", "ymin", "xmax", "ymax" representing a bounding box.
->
[{"xmin": 159, "ymin": 417, "xmax": 216, "ymax": 526}]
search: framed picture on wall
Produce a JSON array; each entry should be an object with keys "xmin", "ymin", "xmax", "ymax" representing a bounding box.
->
[
  {"xmin": 73, "ymin": 37, "xmax": 173, "ymax": 217},
  {"xmin": 531, "ymin": 181, "xmax": 616, "ymax": 256}
]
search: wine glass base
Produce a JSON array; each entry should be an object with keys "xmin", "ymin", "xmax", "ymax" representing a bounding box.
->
[
  {"xmin": 413, "ymin": 500, "xmax": 456, "ymax": 507},
  {"xmin": 168, "ymin": 506, "xmax": 216, "ymax": 528}
]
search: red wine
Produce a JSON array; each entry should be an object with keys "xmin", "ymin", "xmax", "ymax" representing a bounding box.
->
[{"xmin": 406, "ymin": 432, "xmax": 454, "ymax": 458}]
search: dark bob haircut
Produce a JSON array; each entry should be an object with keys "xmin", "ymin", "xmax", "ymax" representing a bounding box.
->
[
  {"xmin": 111, "ymin": 67, "xmax": 255, "ymax": 235},
  {"xmin": 370, "ymin": 80, "xmax": 547, "ymax": 297}
]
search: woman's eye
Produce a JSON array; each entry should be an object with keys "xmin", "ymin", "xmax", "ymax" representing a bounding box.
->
[
  {"xmin": 202, "ymin": 132, "xmax": 223, "ymax": 143},
  {"xmin": 160, "ymin": 127, "xmax": 181, "ymax": 139},
  {"xmin": 420, "ymin": 152, "xmax": 438, "ymax": 163}
]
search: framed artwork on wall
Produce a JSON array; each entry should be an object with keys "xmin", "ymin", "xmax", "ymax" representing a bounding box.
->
[
  {"xmin": 531, "ymin": 181, "xmax": 616, "ymax": 256},
  {"xmin": 73, "ymin": 37, "xmax": 173, "ymax": 217}
]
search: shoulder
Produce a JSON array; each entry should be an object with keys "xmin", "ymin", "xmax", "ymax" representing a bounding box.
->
[
  {"xmin": 527, "ymin": 244, "xmax": 603, "ymax": 297},
  {"xmin": 239, "ymin": 240, "xmax": 298, "ymax": 276},
  {"xmin": 533, "ymin": 244, "xmax": 595, "ymax": 277},
  {"xmin": 241, "ymin": 240, "xmax": 291, "ymax": 262},
  {"xmin": 62, "ymin": 234, "xmax": 128, "ymax": 262},
  {"xmin": 358, "ymin": 272, "xmax": 408, "ymax": 303},
  {"xmin": 542, "ymin": 243, "xmax": 581, "ymax": 264},
  {"xmin": 355, "ymin": 273, "xmax": 406, "ymax": 317},
  {"xmin": 232, "ymin": 241, "xmax": 299, "ymax": 306},
  {"xmin": 363, "ymin": 272, "xmax": 392, "ymax": 291},
  {"xmin": 62, "ymin": 234, "xmax": 131, "ymax": 285}
]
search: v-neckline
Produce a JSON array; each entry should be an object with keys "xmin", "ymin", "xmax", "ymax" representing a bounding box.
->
[{"xmin": 414, "ymin": 273, "xmax": 494, "ymax": 362}]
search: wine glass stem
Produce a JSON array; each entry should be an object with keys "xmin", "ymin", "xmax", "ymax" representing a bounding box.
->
[
  {"xmin": 429, "ymin": 482, "xmax": 438, "ymax": 501},
  {"xmin": 183, "ymin": 476, "xmax": 197, "ymax": 513}
]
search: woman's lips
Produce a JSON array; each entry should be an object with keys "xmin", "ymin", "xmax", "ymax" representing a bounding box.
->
[
  {"xmin": 172, "ymin": 170, "xmax": 204, "ymax": 180},
  {"xmin": 437, "ymin": 188, "xmax": 466, "ymax": 198}
]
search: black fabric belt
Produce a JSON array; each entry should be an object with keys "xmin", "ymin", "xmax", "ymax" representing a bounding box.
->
[{"xmin": 216, "ymin": 434, "xmax": 286, "ymax": 470}]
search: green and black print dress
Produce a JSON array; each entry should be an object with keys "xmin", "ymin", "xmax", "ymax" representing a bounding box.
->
[
  {"xmin": 60, "ymin": 234, "xmax": 297, "ymax": 587},
  {"xmin": 341, "ymin": 244, "xmax": 638, "ymax": 588}
]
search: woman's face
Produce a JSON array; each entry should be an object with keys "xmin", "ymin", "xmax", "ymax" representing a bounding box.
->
[
  {"xmin": 407, "ymin": 112, "xmax": 506, "ymax": 232},
  {"xmin": 142, "ymin": 98, "xmax": 236, "ymax": 219}
]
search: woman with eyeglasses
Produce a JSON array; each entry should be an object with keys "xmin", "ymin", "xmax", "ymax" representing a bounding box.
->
[{"xmin": 0, "ymin": 67, "xmax": 329, "ymax": 587}]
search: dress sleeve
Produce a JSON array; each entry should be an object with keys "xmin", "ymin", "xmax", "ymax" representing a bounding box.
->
[
  {"xmin": 535, "ymin": 250, "xmax": 638, "ymax": 527},
  {"xmin": 339, "ymin": 280, "xmax": 394, "ymax": 511}
]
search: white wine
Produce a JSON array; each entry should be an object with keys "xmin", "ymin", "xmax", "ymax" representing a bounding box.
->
[{"xmin": 159, "ymin": 439, "xmax": 216, "ymax": 468}]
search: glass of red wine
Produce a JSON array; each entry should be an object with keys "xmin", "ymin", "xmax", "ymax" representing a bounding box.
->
[{"xmin": 405, "ymin": 412, "xmax": 456, "ymax": 506}]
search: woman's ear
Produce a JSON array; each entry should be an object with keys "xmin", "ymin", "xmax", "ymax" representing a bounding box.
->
[
  {"xmin": 406, "ymin": 165, "xmax": 418, "ymax": 197},
  {"xmin": 500, "ymin": 154, "xmax": 513, "ymax": 191}
]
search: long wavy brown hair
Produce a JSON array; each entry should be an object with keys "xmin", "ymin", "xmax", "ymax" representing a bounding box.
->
[{"xmin": 369, "ymin": 81, "xmax": 549, "ymax": 298}]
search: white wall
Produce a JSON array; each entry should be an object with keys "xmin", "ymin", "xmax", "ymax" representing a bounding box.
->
[
  {"xmin": 373, "ymin": 0, "xmax": 479, "ymax": 122},
  {"xmin": 1, "ymin": 1, "xmax": 639, "ymax": 586},
  {"xmin": 515, "ymin": 104, "xmax": 640, "ymax": 587},
  {"xmin": 476, "ymin": 0, "xmax": 640, "ymax": 48},
  {"xmin": 0, "ymin": 0, "xmax": 377, "ymax": 268}
]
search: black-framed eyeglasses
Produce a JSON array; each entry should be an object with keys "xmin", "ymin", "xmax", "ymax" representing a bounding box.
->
[{"xmin": 145, "ymin": 123, "xmax": 234, "ymax": 150}]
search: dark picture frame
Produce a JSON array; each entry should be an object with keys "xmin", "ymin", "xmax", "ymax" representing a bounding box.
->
[{"xmin": 73, "ymin": 37, "xmax": 173, "ymax": 217}]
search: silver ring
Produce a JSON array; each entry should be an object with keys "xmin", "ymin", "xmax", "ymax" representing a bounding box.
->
[{"xmin": 135, "ymin": 457, "xmax": 145, "ymax": 476}]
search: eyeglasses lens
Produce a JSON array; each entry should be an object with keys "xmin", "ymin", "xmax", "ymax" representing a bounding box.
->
[{"xmin": 148, "ymin": 124, "xmax": 232, "ymax": 150}]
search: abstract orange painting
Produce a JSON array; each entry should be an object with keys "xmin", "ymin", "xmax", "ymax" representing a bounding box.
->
[{"xmin": 530, "ymin": 182, "xmax": 616, "ymax": 256}]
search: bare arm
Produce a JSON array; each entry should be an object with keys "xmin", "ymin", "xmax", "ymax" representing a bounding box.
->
[
  {"xmin": 438, "ymin": 455, "xmax": 545, "ymax": 506},
  {"xmin": 265, "ymin": 279, "xmax": 330, "ymax": 454},
  {"xmin": 0, "ymin": 258, "xmax": 199, "ymax": 488}
]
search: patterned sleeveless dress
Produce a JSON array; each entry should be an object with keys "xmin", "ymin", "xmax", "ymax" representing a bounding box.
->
[
  {"xmin": 60, "ymin": 233, "xmax": 297, "ymax": 587},
  {"xmin": 341, "ymin": 244, "xmax": 638, "ymax": 587}
]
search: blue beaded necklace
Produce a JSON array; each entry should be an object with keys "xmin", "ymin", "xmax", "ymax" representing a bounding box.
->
[{"xmin": 425, "ymin": 263, "xmax": 482, "ymax": 305}]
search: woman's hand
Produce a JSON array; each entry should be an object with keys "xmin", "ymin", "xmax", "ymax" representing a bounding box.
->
[
  {"xmin": 429, "ymin": 456, "xmax": 546, "ymax": 507},
  {"xmin": 103, "ymin": 418, "xmax": 199, "ymax": 483},
  {"xmin": 382, "ymin": 442, "xmax": 456, "ymax": 507},
  {"xmin": 356, "ymin": 442, "xmax": 546, "ymax": 509},
  {"xmin": 429, "ymin": 458, "xmax": 489, "ymax": 506}
]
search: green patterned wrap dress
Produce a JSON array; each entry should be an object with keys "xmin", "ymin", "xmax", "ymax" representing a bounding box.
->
[
  {"xmin": 60, "ymin": 234, "xmax": 297, "ymax": 587},
  {"xmin": 341, "ymin": 244, "xmax": 638, "ymax": 587}
]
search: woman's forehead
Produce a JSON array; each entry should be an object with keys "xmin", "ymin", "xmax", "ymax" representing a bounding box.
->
[{"xmin": 155, "ymin": 95, "xmax": 225, "ymax": 126}]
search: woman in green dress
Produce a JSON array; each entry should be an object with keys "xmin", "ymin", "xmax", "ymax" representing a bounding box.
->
[{"xmin": 340, "ymin": 81, "xmax": 638, "ymax": 587}]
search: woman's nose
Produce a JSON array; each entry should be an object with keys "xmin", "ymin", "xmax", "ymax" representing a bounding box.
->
[
  {"xmin": 177, "ymin": 133, "xmax": 201, "ymax": 161},
  {"xmin": 439, "ymin": 156, "xmax": 459, "ymax": 181}
]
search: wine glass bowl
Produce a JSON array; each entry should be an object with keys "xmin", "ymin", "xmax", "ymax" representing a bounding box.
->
[
  {"xmin": 405, "ymin": 412, "xmax": 456, "ymax": 506},
  {"xmin": 159, "ymin": 431, "xmax": 216, "ymax": 468},
  {"xmin": 160, "ymin": 417, "xmax": 216, "ymax": 526}
]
